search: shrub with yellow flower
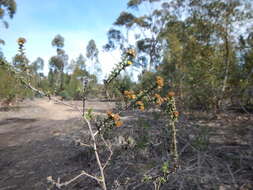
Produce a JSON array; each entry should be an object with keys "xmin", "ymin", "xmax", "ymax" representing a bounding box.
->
[
  {"xmin": 124, "ymin": 90, "xmax": 136, "ymax": 100},
  {"xmin": 115, "ymin": 120, "xmax": 123, "ymax": 127},
  {"xmin": 107, "ymin": 111, "xmax": 123, "ymax": 127},
  {"xmin": 154, "ymin": 93, "xmax": 164, "ymax": 105}
]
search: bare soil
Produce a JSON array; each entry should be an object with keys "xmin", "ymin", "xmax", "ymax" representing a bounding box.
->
[
  {"xmin": 0, "ymin": 98, "xmax": 252, "ymax": 190},
  {"xmin": 0, "ymin": 98, "xmax": 115, "ymax": 190}
]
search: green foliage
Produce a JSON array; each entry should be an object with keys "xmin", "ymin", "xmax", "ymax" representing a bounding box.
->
[
  {"xmin": 103, "ymin": 28, "xmax": 126, "ymax": 52},
  {"xmin": 106, "ymin": 74, "xmax": 135, "ymax": 100},
  {"xmin": 49, "ymin": 34, "xmax": 68, "ymax": 93},
  {"xmin": 142, "ymin": 175, "xmax": 152, "ymax": 183},
  {"xmin": 51, "ymin": 34, "xmax": 64, "ymax": 48},
  {"xmin": 86, "ymin": 39, "xmax": 101, "ymax": 79},
  {"xmin": 137, "ymin": 71, "xmax": 156, "ymax": 90},
  {"xmin": 0, "ymin": 63, "xmax": 33, "ymax": 101},
  {"xmin": 85, "ymin": 108, "xmax": 94, "ymax": 120}
]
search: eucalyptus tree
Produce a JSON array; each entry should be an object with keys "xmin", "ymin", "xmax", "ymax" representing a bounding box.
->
[
  {"xmin": 189, "ymin": 0, "xmax": 252, "ymax": 106},
  {"xmin": 103, "ymin": 28, "xmax": 126, "ymax": 53},
  {"xmin": 236, "ymin": 31, "xmax": 253, "ymax": 105},
  {"xmin": 49, "ymin": 34, "xmax": 68, "ymax": 91},
  {"xmin": 113, "ymin": 0, "xmax": 169, "ymax": 71},
  {"xmin": 86, "ymin": 39, "xmax": 101, "ymax": 80},
  {"xmin": 123, "ymin": 0, "xmax": 253, "ymax": 110},
  {"xmin": 31, "ymin": 57, "xmax": 44, "ymax": 74},
  {"xmin": 30, "ymin": 57, "xmax": 44, "ymax": 89}
]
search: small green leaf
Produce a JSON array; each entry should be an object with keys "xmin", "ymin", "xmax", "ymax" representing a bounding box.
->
[
  {"xmin": 85, "ymin": 108, "xmax": 93, "ymax": 120},
  {"xmin": 162, "ymin": 161, "xmax": 169, "ymax": 174}
]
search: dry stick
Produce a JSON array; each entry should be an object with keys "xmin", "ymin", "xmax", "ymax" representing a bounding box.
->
[
  {"xmin": 55, "ymin": 98, "xmax": 110, "ymax": 190},
  {"xmin": 100, "ymin": 135, "xmax": 113, "ymax": 170},
  {"xmin": 49, "ymin": 170, "xmax": 102, "ymax": 189},
  {"xmin": 83, "ymin": 116, "xmax": 107, "ymax": 190},
  {"xmin": 44, "ymin": 99, "xmax": 109, "ymax": 189},
  {"xmin": 170, "ymin": 120, "xmax": 179, "ymax": 168},
  {"xmin": 48, "ymin": 104, "xmax": 112, "ymax": 189}
]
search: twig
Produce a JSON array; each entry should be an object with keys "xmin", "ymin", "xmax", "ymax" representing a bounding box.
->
[
  {"xmin": 100, "ymin": 135, "xmax": 113, "ymax": 170},
  {"xmin": 47, "ymin": 170, "xmax": 102, "ymax": 188}
]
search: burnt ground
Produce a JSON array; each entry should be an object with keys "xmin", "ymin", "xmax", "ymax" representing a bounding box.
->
[{"xmin": 0, "ymin": 98, "xmax": 252, "ymax": 190}]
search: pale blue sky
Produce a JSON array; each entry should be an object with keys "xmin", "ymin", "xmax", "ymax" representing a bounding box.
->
[{"xmin": 1, "ymin": 0, "xmax": 130, "ymax": 75}]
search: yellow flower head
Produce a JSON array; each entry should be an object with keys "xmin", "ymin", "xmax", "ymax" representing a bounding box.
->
[
  {"xmin": 115, "ymin": 120, "xmax": 123, "ymax": 127},
  {"xmin": 131, "ymin": 94, "xmax": 137, "ymax": 99},
  {"xmin": 124, "ymin": 90, "xmax": 130, "ymax": 96},
  {"xmin": 113, "ymin": 113, "xmax": 120, "ymax": 121},
  {"xmin": 107, "ymin": 111, "xmax": 120, "ymax": 121},
  {"xmin": 156, "ymin": 76, "xmax": 164, "ymax": 89},
  {"xmin": 154, "ymin": 93, "xmax": 164, "ymax": 105},
  {"xmin": 136, "ymin": 101, "xmax": 144, "ymax": 106},
  {"xmin": 173, "ymin": 111, "xmax": 179, "ymax": 117},
  {"xmin": 124, "ymin": 90, "xmax": 135, "ymax": 99},
  {"xmin": 168, "ymin": 91, "xmax": 175, "ymax": 97},
  {"xmin": 17, "ymin": 37, "xmax": 26, "ymax": 45},
  {"xmin": 107, "ymin": 110, "xmax": 114, "ymax": 118},
  {"xmin": 107, "ymin": 111, "xmax": 123, "ymax": 126},
  {"xmin": 126, "ymin": 49, "xmax": 136, "ymax": 57},
  {"xmin": 127, "ymin": 60, "xmax": 133, "ymax": 65}
]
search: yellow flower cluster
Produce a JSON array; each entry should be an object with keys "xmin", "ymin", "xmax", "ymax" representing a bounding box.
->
[
  {"xmin": 107, "ymin": 111, "xmax": 123, "ymax": 127},
  {"xmin": 156, "ymin": 76, "xmax": 164, "ymax": 89},
  {"xmin": 167, "ymin": 91, "xmax": 175, "ymax": 98},
  {"xmin": 136, "ymin": 101, "xmax": 144, "ymax": 111},
  {"xmin": 126, "ymin": 49, "xmax": 136, "ymax": 57},
  {"xmin": 124, "ymin": 90, "xmax": 136, "ymax": 99},
  {"xmin": 173, "ymin": 111, "xmax": 179, "ymax": 117},
  {"xmin": 127, "ymin": 60, "xmax": 133, "ymax": 65},
  {"xmin": 154, "ymin": 93, "xmax": 164, "ymax": 105},
  {"xmin": 17, "ymin": 37, "xmax": 26, "ymax": 45}
]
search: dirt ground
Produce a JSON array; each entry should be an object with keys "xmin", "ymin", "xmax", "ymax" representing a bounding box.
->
[
  {"xmin": 0, "ymin": 98, "xmax": 116, "ymax": 190},
  {"xmin": 0, "ymin": 98, "xmax": 252, "ymax": 190}
]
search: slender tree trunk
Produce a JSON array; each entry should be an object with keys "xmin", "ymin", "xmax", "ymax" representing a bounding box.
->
[
  {"xmin": 221, "ymin": 32, "xmax": 229, "ymax": 96},
  {"xmin": 60, "ymin": 67, "xmax": 64, "ymax": 91},
  {"xmin": 219, "ymin": 9, "xmax": 230, "ymax": 109}
]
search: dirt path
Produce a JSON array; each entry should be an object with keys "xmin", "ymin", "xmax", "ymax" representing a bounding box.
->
[
  {"xmin": 0, "ymin": 98, "xmax": 114, "ymax": 147},
  {"xmin": 35, "ymin": 99, "xmax": 80, "ymax": 120}
]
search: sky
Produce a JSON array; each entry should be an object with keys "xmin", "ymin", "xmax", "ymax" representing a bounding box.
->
[{"xmin": 1, "ymin": 0, "xmax": 132, "ymax": 78}]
